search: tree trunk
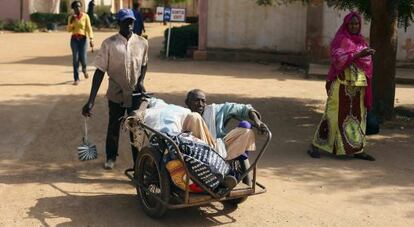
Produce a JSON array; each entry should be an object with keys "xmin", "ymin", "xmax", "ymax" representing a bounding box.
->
[
  {"xmin": 370, "ymin": 0, "xmax": 399, "ymax": 121},
  {"xmin": 20, "ymin": 0, "xmax": 24, "ymax": 21}
]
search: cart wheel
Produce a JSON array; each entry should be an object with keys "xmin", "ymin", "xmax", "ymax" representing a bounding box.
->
[
  {"xmin": 225, "ymin": 158, "xmax": 252, "ymax": 206},
  {"xmin": 134, "ymin": 146, "xmax": 170, "ymax": 218}
]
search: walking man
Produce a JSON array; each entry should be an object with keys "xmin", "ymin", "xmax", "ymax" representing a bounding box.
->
[{"xmin": 82, "ymin": 9, "xmax": 149, "ymax": 169}]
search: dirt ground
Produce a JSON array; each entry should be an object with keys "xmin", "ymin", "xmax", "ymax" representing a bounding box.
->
[{"xmin": 0, "ymin": 23, "xmax": 414, "ymax": 227}]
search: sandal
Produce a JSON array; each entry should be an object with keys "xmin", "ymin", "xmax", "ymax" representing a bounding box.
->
[
  {"xmin": 353, "ymin": 152, "xmax": 375, "ymax": 161},
  {"xmin": 307, "ymin": 146, "xmax": 320, "ymax": 158}
]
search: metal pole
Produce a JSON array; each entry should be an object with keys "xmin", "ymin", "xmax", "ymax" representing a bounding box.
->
[{"xmin": 166, "ymin": 21, "xmax": 172, "ymax": 58}]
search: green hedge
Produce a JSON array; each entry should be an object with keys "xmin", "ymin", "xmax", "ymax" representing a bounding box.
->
[
  {"xmin": 30, "ymin": 12, "xmax": 69, "ymax": 28},
  {"xmin": 7, "ymin": 20, "xmax": 38, "ymax": 32},
  {"xmin": 0, "ymin": 19, "xmax": 4, "ymax": 30},
  {"xmin": 164, "ymin": 23, "xmax": 198, "ymax": 57}
]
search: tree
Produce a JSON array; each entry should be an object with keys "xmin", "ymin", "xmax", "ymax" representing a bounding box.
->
[
  {"xmin": 20, "ymin": 0, "xmax": 23, "ymax": 20},
  {"xmin": 256, "ymin": 0, "xmax": 414, "ymax": 121}
]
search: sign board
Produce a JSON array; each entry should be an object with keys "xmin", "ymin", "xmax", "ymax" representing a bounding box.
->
[
  {"xmin": 170, "ymin": 8, "xmax": 186, "ymax": 22},
  {"xmin": 155, "ymin": 7, "xmax": 186, "ymax": 22},
  {"xmin": 155, "ymin": 7, "xmax": 164, "ymax": 22},
  {"xmin": 163, "ymin": 7, "xmax": 171, "ymax": 22}
]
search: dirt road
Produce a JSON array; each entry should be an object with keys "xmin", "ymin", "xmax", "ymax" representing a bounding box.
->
[{"xmin": 1, "ymin": 24, "xmax": 413, "ymax": 226}]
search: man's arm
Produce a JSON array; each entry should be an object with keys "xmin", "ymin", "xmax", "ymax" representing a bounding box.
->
[
  {"xmin": 137, "ymin": 65, "xmax": 147, "ymax": 93},
  {"xmin": 220, "ymin": 102, "xmax": 267, "ymax": 133},
  {"xmin": 137, "ymin": 39, "xmax": 149, "ymax": 93},
  {"xmin": 82, "ymin": 69, "xmax": 105, "ymax": 117}
]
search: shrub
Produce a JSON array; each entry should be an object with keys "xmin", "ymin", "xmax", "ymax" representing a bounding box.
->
[
  {"xmin": 164, "ymin": 23, "xmax": 198, "ymax": 57},
  {"xmin": 0, "ymin": 19, "xmax": 4, "ymax": 30},
  {"xmin": 11, "ymin": 20, "xmax": 38, "ymax": 32},
  {"xmin": 30, "ymin": 12, "xmax": 69, "ymax": 28},
  {"xmin": 4, "ymin": 21, "xmax": 15, "ymax": 31}
]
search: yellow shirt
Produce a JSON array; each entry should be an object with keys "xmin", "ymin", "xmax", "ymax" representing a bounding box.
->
[{"xmin": 67, "ymin": 13, "xmax": 93, "ymax": 39}]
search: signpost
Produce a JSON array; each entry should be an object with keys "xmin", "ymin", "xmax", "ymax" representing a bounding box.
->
[
  {"xmin": 164, "ymin": 8, "xmax": 172, "ymax": 57},
  {"xmin": 155, "ymin": 7, "xmax": 186, "ymax": 58}
]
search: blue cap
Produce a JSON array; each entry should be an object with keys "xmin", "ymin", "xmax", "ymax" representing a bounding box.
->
[{"xmin": 116, "ymin": 9, "xmax": 136, "ymax": 22}]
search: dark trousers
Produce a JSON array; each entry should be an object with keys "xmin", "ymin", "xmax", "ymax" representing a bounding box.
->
[
  {"xmin": 70, "ymin": 36, "xmax": 87, "ymax": 81},
  {"xmin": 106, "ymin": 100, "xmax": 139, "ymax": 165}
]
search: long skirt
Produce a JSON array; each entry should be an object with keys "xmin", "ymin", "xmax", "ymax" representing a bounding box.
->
[{"xmin": 312, "ymin": 79, "xmax": 367, "ymax": 156}]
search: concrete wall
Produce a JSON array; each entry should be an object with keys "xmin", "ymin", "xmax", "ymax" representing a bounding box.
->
[
  {"xmin": 29, "ymin": 0, "xmax": 60, "ymax": 14},
  {"xmin": 0, "ymin": 0, "xmax": 31, "ymax": 21},
  {"xmin": 396, "ymin": 24, "xmax": 414, "ymax": 61},
  {"xmin": 206, "ymin": 0, "xmax": 307, "ymax": 53}
]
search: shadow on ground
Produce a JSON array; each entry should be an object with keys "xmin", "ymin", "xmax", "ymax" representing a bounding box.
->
[{"xmin": 27, "ymin": 189, "xmax": 238, "ymax": 226}]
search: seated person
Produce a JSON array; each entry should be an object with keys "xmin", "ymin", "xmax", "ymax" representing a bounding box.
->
[
  {"xmin": 183, "ymin": 89, "xmax": 267, "ymax": 161},
  {"xmin": 129, "ymin": 96, "xmax": 237, "ymax": 192}
]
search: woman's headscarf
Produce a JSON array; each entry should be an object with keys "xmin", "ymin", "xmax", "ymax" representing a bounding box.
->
[{"xmin": 327, "ymin": 12, "xmax": 373, "ymax": 111}]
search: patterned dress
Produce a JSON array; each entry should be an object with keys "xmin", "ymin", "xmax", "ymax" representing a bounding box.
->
[{"xmin": 312, "ymin": 65, "xmax": 367, "ymax": 156}]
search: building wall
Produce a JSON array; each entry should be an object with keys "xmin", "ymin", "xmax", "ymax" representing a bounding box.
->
[
  {"xmin": 29, "ymin": 0, "xmax": 60, "ymax": 14},
  {"xmin": 206, "ymin": 0, "xmax": 307, "ymax": 53},
  {"xmin": 0, "ymin": 0, "xmax": 31, "ymax": 21}
]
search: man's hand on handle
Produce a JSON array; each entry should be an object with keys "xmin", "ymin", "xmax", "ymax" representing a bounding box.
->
[{"xmin": 254, "ymin": 120, "xmax": 268, "ymax": 135}]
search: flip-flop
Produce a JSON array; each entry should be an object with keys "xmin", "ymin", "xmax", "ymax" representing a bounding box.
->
[
  {"xmin": 354, "ymin": 153, "xmax": 375, "ymax": 161},
  {"xmin": 307, "ymin": 148, "xmax": 320, "ymax": 158}
]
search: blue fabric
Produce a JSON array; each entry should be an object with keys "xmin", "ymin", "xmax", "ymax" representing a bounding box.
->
[
  {"xmin": 150, "ymin": 132, "xmax": 230, "ymax": 191},
  {"xmin": 70, "ymin": 36, "xmax": 87, "ymax": 81},
  {"xmin": 212, "ymin": 103, "xmax": 253, "ymax": 138},
  {"xmin": 238, "ymin": 120, "xmax": 252, "ymax": 129},
  {"xmin": 145, "ymin": 98, "xmax": 191, "ymax": 134},
  {"xmin": 132, "ymin": 9, "xmax": 145, "ymax": 35}
]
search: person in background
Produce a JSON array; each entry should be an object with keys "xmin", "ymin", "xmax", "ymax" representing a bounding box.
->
[
  {"xmin": 132, "ymin": 2, "xmax": 145, "ymax": 36},
  {"xmin": 82, "ymin": 9, "xmax": 149, "ymax": 170},
  {"xmin": 87, "ymin": 0, "xmax": 96, "ymax": 25},
  {"xmin": 307, "ymin": 12, "xmax": 376, "ymax": 161},
  {"xmin": 67, "ymin": 0, "xmax": 94, "ymax": 85}
]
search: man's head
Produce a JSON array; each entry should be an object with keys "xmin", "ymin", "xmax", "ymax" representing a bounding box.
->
[
  {"xmin": 185, "ymin": 89, "xmax": 207, "ymax": 115},
  {"xmin": 133, "ymin": 2, "xmax": 140, "ymax": 10},
  {"xmin": 71, "ymin": 1, "xmax": 82, "ymax": 14},
  {"xmin": 117, "ymin": 9, "xmax": 136, "ymax": 35}
]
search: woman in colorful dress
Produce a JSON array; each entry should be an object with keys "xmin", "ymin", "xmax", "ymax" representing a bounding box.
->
[
  {"xmin": 67, "ymin": 0, "xmax": 94, "ymax": 85},
  {"xmin": 308, "ymin": 12, "xmax": 376, "ymax": 161}
]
